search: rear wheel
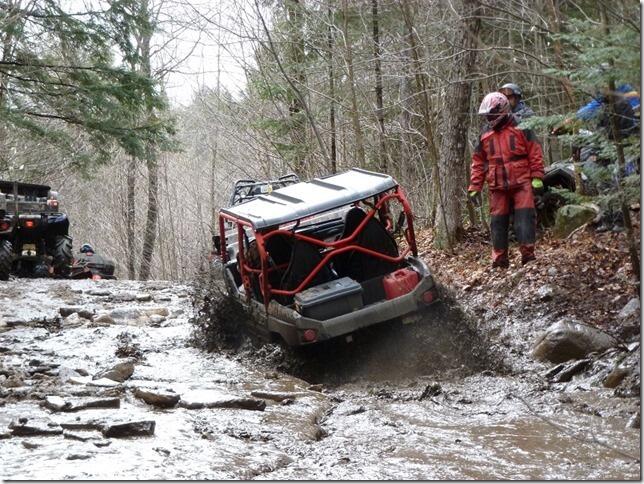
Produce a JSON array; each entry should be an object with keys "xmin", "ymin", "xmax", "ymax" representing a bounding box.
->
[
  {"xmin": 0, "ymin": 240, "xmax": 13, "ymax": 280},
  {"xmin": 52, "ymin": 235, "xmax": 73, "ymax": 277}
]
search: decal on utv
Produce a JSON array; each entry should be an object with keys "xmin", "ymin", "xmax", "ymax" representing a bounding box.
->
[{"xmin": 217, "ymin": 168, "xmax": 438, "ymax": 346}]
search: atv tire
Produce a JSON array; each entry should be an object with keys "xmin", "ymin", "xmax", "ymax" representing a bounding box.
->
[
  {"xmin": 0, "ymin": 240, "xmax": 12, "ymax": 280},
  {"xmin": 52, "ymin": 235, "xmax": 73, "ymax": 277}
]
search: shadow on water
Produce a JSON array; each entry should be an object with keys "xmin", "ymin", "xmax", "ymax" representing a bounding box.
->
[{"xmin": 192, "ymin": 280, "xmax": 508, "ymax": 386}]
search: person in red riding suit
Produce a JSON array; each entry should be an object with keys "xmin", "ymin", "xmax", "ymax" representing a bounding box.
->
[{"xmin": 468, "ymin": 92, "xmax": 545, "ymax": 268}]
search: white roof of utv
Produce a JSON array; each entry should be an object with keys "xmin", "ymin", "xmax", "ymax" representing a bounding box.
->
[{"xmin": 220, "ymin": 168, "xmax": 397, "ymax": 230}]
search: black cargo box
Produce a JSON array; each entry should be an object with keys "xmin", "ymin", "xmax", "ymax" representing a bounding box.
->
[{"xmin": 294, "ymin": 277, "xmax": 363, "ymax": 320}]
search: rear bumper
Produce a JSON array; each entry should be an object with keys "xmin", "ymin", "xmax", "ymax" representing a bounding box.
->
[
  {"xmin": 230, "ymin": 256, "xmax": 437, "ymax": 346},
  {"xmin": 296, "ymin": 266, "xmax": 435, "ymax": 343}
]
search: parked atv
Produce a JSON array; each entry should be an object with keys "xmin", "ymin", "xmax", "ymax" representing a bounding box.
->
[
  {"xmin": 0, "ymin": 181, "xmax": 72, "ymax": 280},
  {"xmin": 216, "ymin": 168, "xmax": 438, "ymax": 346},
  {"xmin": 69, "ymin": 247, "xmax": 116, "ymax": 280}
]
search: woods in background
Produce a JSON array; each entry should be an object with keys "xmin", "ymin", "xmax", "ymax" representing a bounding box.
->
[{"xmin": 0, "ymin": 0, "xmax": 639, "ymax": 280}]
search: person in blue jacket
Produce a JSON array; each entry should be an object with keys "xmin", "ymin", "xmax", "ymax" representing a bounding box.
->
[{"xmin": 576, "ymin": 83, "xmax": 640, "ymax": 121}]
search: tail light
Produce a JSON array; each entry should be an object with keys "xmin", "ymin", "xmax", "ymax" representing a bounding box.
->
[
  {"xmin": 422, "ymin": 290, "xmax": 435, "ymax": 305},
  {"xmin": 24, "ymin": 220, "xmax": 35, "ymax": 228},
  {"xmin": 0, "ymin": 221, "xmax": 10, "ymax": 231},
  {"xmin": 302, "ymin": 329, "xmax": 317, "ymax": 343}
]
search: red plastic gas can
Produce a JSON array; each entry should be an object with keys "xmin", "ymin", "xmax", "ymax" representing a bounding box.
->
[{"xmin": 382, "ymin": 268, "xmax": 419, "ymax": 300}]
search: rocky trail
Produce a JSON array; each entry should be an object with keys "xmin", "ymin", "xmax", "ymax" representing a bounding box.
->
[{"xmin": 0, "ymin": 274, "xmax": 640, "ymax": 480}]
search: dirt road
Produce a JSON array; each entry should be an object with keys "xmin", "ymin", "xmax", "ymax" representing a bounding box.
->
[{"xmin": 0, "ymin": 279, "xmax": 639, "ymax": 479}]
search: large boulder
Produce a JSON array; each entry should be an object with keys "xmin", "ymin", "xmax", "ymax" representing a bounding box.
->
[
  {"xmin": 532, "ymin": 320, "xmax": 616, "ymax": 363},
  {"xmin": 553, "ymin": 204, "xmax": 599, "ymax": 238},
  {"xmin": 94, "ymin": 360, "xmax": 135, "ymax": 383}
]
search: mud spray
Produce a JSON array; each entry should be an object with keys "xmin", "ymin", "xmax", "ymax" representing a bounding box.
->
[{"xmin": 191, "ymin": 277, "xmax": 507, "ymax": 386}]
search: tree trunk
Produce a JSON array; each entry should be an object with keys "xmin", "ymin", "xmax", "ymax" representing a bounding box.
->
[
  {"xmin": 139, "ymin": 150, "xmax": 158, "ymax": 281},
  {"xmin": 600, "ymin": 6, "xmax": 640, "ymax": 281},
  {"xmin": 341, "ymin": 0, "xmax": 366, "ymax": 167},
  {"xmin": 137, "ymin": 1, "xmax": 157, "ymax": 281},
  {"xmin": 434, "ymin": 0, "xmax": 482, "ymax": 250},
  {"xmin": 126, "ymin": 155, "xmax": 136, "ymax": 279},
  {"xmin": 327, "ymin": 2, "xmax": 337, "ymax": 173},
  {"xmin": 285, "ymin": 0, "xmax": 307, "ymax": 175},
  {"xmin": 372, "ymin": 0, "xmax": 387, "ymax": 172}
]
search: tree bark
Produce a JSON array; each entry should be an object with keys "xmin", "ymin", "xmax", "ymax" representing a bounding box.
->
[
  {"xmin": 341, "ymin": 0, "xmax": 366, "ymax": 168},
  {"xmin": 137, "ymin": 0, "xmax": 158, "ymax": 281},
  {"xmin": 139, "ymin": 150, "xmax": 158, "ymax": 281},
  {"xmin": 327, "ymin": 2, "xmax": 337, "ymax": 173},
  {"xmin": 372, "ymin": 0, "xmax": 387, "ymax": 172},
  {"xmin": 434, "ymin": 0, "xmax": 482, "ymax": 249},
  {"xmin": 126, "ymin": 155, "xmax": 136, "ymax": 279}
]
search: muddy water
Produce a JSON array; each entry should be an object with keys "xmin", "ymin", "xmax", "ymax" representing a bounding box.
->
[{"xmin": 0, "ymin": 279, "xmax": 639, "ymax": 480}]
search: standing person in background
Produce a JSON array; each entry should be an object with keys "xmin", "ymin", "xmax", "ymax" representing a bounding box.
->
[
  {"xmin": 499, "ymin": 83, "xmax": 535, "ymax": 123},
  {"xmin": 468, "ymin": 92, "xmax": 545, "ymax": 268}
]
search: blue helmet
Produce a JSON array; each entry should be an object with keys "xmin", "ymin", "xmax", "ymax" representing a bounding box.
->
[{"xmin": 80, "ymin": 243, "xmax": 94, "ymax": 254}]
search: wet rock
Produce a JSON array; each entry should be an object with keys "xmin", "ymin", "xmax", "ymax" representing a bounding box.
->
[
  {"xmin": 22, "ymin": 441, "xmax": 40, "ymax": 449},
  {"xmin": 88, "ymin": 377, "xmax": 122, "ymax": 387},
  {"xmin": 109, "ymin": 308, "xmax": 142, "ymax": 320},
  {"xmin": 133, "ymin": 388, "xmax": 180, "ymax": 408},
  {"xmin": 58, "ymin": 366, "xmax": 82, "ymax": 384},
  {"xmin": 92, "ymin": 313, "xmax": 115, "ymax": 325},
  {"xmin": 337, "ymin": 404, "xmax": 367, "ymax": 416},
  {"xmin": 618, "ymin": 298, "xmax": 640, "ymax": 320},
  {"xmin": 93, "ymin": 440, "xmax": 111, "ymax": 447},
  {"xmin": 532, "ymin": 320, "xmax": 617, "ymax": 363},
  {"xmin": 60, "ymin": 420, "xmax": 105, "ymax": 431},
  {"xmin": 69, "ymin": 397, "xmax": 120, "ymax": 411},
  {"xmin": 63, "ymin": 313, "xmax": 84, "ymax": 328},
  {"xmin": 551, "ymin": 359, "xmax": 591, "ymax": 383},
  {"xmin": 9, "ymin": 418, "xmax": 63, "ymax": 436},
  {"xmin": 102, "ymin": 420, "xmax": 155, "ymax": 438},
  {"xmin": 145, "ymin": 307, "xmax": 169, "ymax": 318},
  {"xmin": 603, "ymin": 367, "xmax": 630, "ymax": 388},
  {"xmin": 66, "ymin": 453, "xmax": 91, "ymax": 460},
  {"xmin": 87, "ymin": 288, "xmax": 111, "ymax": 296},
  {"xmin": 44, "ymin": 395, "xmax": 71, "ymax": 411},
  {"xmin": 4, "ymin": 375, "xmax": 24, "ymax": 388},
  {"xmin": 250, "ymin": 390, "xmax": 306, "ymax": 402},
  {"xmin": 135, "ymin": 293, "xmax": 152, "ymax": 302},
  {"xmin": 114, "ymin": 292, "xmax": 136, "ymax": 302},
  {"xmin": 179, "ymin": 391, "xmax": 266, "ymax": 411},
  {"xmin": 419, "ymin": 383, "xmax": 442, "ymax": 401},
  {"xmin": 148, "ymin": 314, "xmax": 166, "ymax": 326},
  {"xmin": 307, "ymin": 384, "xmax": 323, "ymax": 392},
  {"xmin": 0, "ymin": 431, "xmax": 11, "ymax": 439},
  {"xmin": 60, "ymin": 306, "xmax": 81, "ymax": 317},
  {"xmin": 94, "ymin": 360, "xmax": 135, "ymax": 383},
  {"xmin": 553, "ymin": 204, "xmax": 599, "ymax": 238},
  {"xmin": 536, "ymin": 284, "xmax": 562, "ymax": 302},
  {"xmin": 63, "ymin": 430, "xmax": 95, "ymax": 442},
  {"xmin": 627, "ymin": 411, "xmax": 640, "ymax": 429},
  {"xmin": 75, "ymin": 368, "xmax": 89, "ymax": 377}
]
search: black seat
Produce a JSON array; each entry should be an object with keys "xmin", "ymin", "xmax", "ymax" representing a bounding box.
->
[
  {"xmin": 278, "ymin": 240, "xmax": 334, "ymax": 304},
  {"xmin": 335, "ymin": 207, "xmax": 399, "ymax": 281}
]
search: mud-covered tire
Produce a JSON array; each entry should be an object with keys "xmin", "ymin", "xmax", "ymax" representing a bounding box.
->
[
  {"xmin": 0, "ymin": 240, "xmax": 13, "ymax": 280},
  {"xmin": 52, "ymin": 235, "xmax": 73, "ymax": 277}
]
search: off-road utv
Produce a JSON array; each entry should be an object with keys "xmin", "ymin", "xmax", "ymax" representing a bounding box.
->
[
  {"xmin": 216, "ymin": 168, "xmax": 438, "ymax": 346},
  {"xmin": 0, "ymin": 180, "xmax": 73, "ymax": 280}
]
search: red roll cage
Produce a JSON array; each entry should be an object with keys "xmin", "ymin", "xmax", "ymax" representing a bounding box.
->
[{"xmin": 218, "ymin": 185, "xmax": 417, "ymax": 308}]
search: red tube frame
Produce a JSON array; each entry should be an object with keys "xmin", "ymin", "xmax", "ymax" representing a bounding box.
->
[{"xmin": 218, "ymin": 186, "xmax": 417, "ymax": 308}]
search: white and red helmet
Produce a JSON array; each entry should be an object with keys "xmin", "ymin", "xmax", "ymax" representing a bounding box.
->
[{"xmin": 478, "ymin": 92, "xmax": 511, "ymax": 129}]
